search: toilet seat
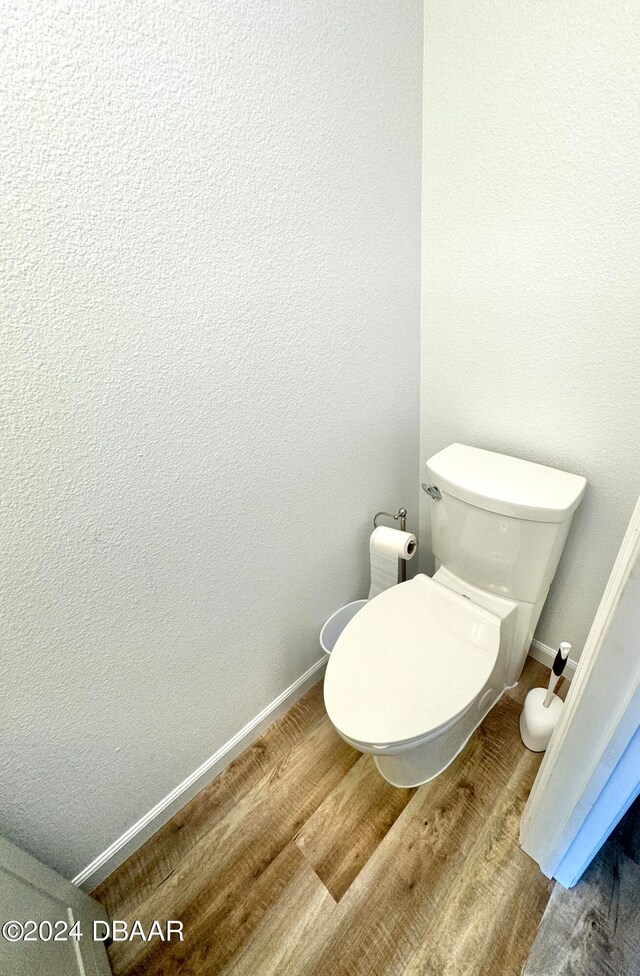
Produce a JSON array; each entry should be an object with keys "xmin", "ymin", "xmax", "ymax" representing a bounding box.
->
[{"xmin": 324, "ymin": 574, "xmax": 501, "ymax": 749}]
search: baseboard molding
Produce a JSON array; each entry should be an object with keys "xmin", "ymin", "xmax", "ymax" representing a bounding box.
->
[
  {"xmin": 529, "ymin": 639, "xmax": 578, "ymax": 681},
  {"xmin": 73, "ymin": 656, "xmax": 328, "ymax": 892}
]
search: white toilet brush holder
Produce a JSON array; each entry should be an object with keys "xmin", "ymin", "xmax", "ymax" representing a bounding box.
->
[{"xmin": 520, "ymin": 642, "xmax": 571, "ymax": 752}]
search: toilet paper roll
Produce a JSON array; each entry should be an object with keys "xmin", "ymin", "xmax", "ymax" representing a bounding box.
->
[{"xmin": 368, "ymin": 526, "xmax": 417, "ymax": 600}]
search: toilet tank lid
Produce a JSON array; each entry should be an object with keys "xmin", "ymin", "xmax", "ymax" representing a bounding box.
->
[{"xmin": 426, "ymin": 444, "xmax": 587, "ymax": 523}]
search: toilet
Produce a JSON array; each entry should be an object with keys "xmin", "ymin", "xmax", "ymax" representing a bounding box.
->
[{"xmin": 324, "ymin": 444, "xmax": 587, "ymax": 787}]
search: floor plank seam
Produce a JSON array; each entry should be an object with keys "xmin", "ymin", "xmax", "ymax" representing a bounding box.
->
[{"xmin": 292, "ymin": 841, "xmax": 339, "ymax": 906}]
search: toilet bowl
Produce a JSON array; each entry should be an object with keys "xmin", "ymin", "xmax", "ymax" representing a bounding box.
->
[
  {"xmin": 324, "ymin": 444, "xmax": 587, "ymax": 787},
  {"xmin": 324, "ymin": 574, "xmax": 507, "ymax": 786}
]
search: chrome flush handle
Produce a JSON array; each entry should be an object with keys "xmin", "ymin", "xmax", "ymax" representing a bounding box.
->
[{"xmin": 422, "ymin": 483, "xmax": 442, "ymax": 501}]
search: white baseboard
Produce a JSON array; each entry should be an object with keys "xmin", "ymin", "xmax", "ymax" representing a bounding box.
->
[
  {"xmin": 73, "ymin": 656, "xmax": 328, "ymax": 892},
  {"xmin": 529, "ymin": 639, "xmax": 578, "ymax": 681}
]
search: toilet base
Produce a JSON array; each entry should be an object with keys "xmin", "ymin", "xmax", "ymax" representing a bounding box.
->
[{"xmin": 372, "ymin": 684, "xmax": 514, "ymax": 788}]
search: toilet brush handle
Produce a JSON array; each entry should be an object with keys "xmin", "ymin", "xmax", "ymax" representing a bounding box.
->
[{"xmin": 543, "ymin": 642, "xmax": 572, "ymax": 708}]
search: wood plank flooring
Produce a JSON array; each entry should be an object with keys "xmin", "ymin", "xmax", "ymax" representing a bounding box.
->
[
  {"xmin": 95, "ymin": 658, "xmax": 555, "ymax": 976},
  {"xmin": 295, "ymin": 754, "xmax": 417, "ymax": 900},
  {"xmin": 523, "ymin": 794, "xmax": 640, "ymax": 976}
]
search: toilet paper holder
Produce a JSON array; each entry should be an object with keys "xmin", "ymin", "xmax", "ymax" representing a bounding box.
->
[
  {"xmin": 372, "ymin": 508, "xmax": 416, "ymax": 583},
  {"xmin": 373, "ymin": 507, "xmax": 408, "ymax": 532}
]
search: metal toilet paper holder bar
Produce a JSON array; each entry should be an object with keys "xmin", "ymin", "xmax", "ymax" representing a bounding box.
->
[{"xmin": 372, "ymin": 508, "xmax": 415, "ymax": 583}]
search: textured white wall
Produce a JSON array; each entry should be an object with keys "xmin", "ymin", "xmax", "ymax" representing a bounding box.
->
[
  {"xmin": 1, "ymin": 0, "xmax": 422, "ymax": 877},
  {"xmin": 421, "ymin": 1, "xmax": 640, "ymax": 660}
]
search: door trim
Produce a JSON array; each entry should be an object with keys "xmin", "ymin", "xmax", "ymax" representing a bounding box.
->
[{"xmin": 520, "ymin": 495, "xmax": 640, "ymax": 882}]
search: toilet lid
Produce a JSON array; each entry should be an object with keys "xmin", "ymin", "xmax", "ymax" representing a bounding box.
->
[{"xmin": 324, "ymin": 575, "xmax": 501, "ymax": 747}]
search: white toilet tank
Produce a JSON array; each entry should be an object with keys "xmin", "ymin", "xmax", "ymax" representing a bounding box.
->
[{"xmin": 425, "ymin": 444, "xmax": 587, "ymax": 604}]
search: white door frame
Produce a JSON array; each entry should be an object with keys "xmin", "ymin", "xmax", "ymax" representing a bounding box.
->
[{"xmin": 520, "ymin": 495, "xmax": 640, "ymax": 885}]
